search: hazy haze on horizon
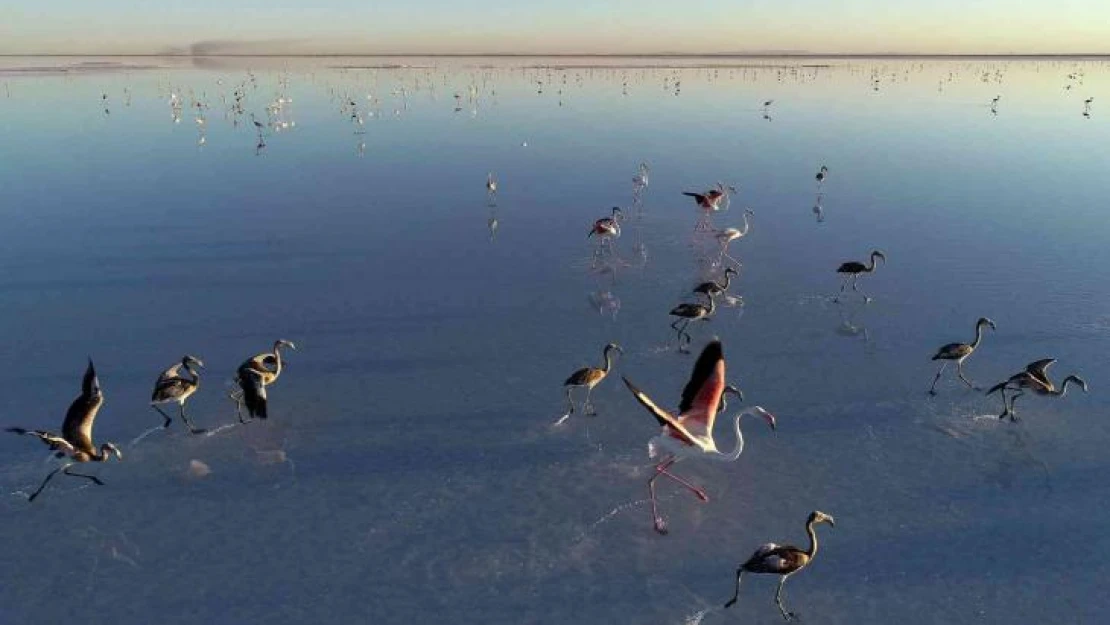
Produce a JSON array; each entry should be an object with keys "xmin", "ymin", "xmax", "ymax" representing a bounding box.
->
[{"xmin": 3, "ymin": 0, "xmax": 1110, "ymax": 55}]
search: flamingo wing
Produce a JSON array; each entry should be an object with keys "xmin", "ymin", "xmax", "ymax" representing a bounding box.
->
[
  {"xmin": 63, "ymin": 360, "xmax": 104, "ymax": 450},
  {"xmin": 1024, "ymin": 358, "xmax": 1057, "ymax": 383},
  {"xmin": 622, "ymin": 376, "xmax": 697, "ymax": 446},
  {"xmin": 677, "ymin": 340, "xmax": 726, "ymax": 436}
]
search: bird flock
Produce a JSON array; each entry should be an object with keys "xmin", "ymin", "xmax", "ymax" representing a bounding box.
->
[{"xmin": 2, "ymin": 60, "xmax": 1102, "ymax": 621}]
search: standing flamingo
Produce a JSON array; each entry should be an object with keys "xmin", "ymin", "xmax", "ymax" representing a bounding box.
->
[
  {"xmin": 715, "ymin": 208, "xmax": 755, "ymax": 266},
  {"xmin": 724, "ymin": 510, "xmax": 836, "ymax": 621},
  {"xmin": 588, "ymin": 207, "xmax": 622, "ymax": 240},
  {"xmin": 556, "ymin": 343, "xmax": 623, "ymax": 425},
  {"xmin": 693, "ymin": 266, "xmax": 738, "ymax": 302},
  {"xmin": 232, "ymin": 340, "xmax": 296, "ymax": 422},
  {"xmin": 987, "ymin": 358, "xmax": 1089, "ymax": 420},
  {"xmin": 834, "ymin": 250, "xmax": 885, "ymax": 302},
  {"xmin": 622, "ymin": 340, "xmax": 776, "ymax": 534},
  {"xmin": 486, "ymin": 172, "xmax": 497, "ymax": 205},
  {"xmin": 6, "ymin": 360, "xmax": 122, "ymax": 502},
  {"xmin": 815, "ymin": 165, "xmax": 828, "ymax": 186},
  {"xmin": 669, "ymin": 295, "xmax": 717, "ymax": 352},
  {"xmin": 151, "ymin": 355, "xmax": 206, "ymax": 433},
  {"xmin": 928, "ymin": 317, "xmax": 996, "ymax": 394}
]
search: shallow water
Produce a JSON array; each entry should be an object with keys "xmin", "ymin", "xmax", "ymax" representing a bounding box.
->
[{"xmin": 0, "ymin": 56, "xmax": 1108, "ymax": 624}]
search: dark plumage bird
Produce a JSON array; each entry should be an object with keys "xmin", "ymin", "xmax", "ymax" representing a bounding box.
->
[
  {"xmin": 815, "ymin": 165, "xmax": 828, "ymax": 184},
  {"xmin": 669, "ymin": 295, "xmax": 717, "ymax": 352},
  {"xmin": 556, "ymin": 343, "xmax": 622, "ymax": 424},
  {"xmin": 151, "ymin": 355, "xmax": 206, "ymax": 434},
  {"xmin": 834, "ymin": 250, "xmax": 885, "ymax": 302},
  {"xmin": 683, "ymin": 183, "xmax": 735, "ymax": 211},
  {"xmin": 725, "ymin": 510, "xmax": 836, "ymax": 621},
  {"xmin": 233, "ymin": 340, "xmax": 296, "ymax": 422},
  {"xmin": 693, "ymin": 266, "xmax": 737, "ymax": 302},
  {"xmin": 6, "ymin": 360, "xmax": 122, "ymax": 502},
  {"xmin": 987, "ymin": 358, "xmax": 1088, "ymax": 421},
  {"xmin": 928, "ymin": 317, "xmax": 995, "ymax": 394},
  {"xmin": 588, "ymin": 207, "xmax": 622, "ymax": 239}
]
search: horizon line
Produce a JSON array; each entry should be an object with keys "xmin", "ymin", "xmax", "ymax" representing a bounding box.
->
[{"xmin": 3, "ymin": 52, "xmax": 1110, "ymax": 59}]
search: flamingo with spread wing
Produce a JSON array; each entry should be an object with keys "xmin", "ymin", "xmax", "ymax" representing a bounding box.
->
[{"xmin": 622, "ymin": 340, "xmax": 776, "ymax": 534}]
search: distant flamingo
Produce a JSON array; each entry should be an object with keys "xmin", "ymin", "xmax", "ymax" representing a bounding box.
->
[
  {"xmin": 622, "ymin": 340, "xmax": 776, "ymax": 534},
  {"xmin": 556, "ymin": 343, "xmax": 622, "ymax": 424},
  {"xmin": 834, "ymin": 250, "xmax": 885, "ymax": 302},
  {"xmin": 928, "ymin": 317, "xmax": 995, "ymax": 394},
  {"xmin": 987, "ymin": 358, "xmax": 1089, "ymax": 420},
  {"xmin": 716, "ymin": 209, "xmax": 755, "ymax": 266},
  {"xmin": 683, "ymin": 183, "xmax": 735, "ymax": 211},
  {"xmin": 588, "ymin": 207, "xmax": 622, "ymax": 242}
]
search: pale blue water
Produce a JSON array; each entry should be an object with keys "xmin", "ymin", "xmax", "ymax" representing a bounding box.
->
[{"xmin": 0, "ymin": 56, "xmax": 1108, "ymax": 624}]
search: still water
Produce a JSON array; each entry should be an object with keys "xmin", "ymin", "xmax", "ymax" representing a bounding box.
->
[{"xmin": 0, "ymin": 56, "xmax": 1107, "ymax": 624}]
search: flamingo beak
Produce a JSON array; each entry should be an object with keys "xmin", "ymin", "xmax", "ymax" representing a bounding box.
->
[{"xmin": 826, "ymin": 516, "xmax": 836, "ymax": 527}]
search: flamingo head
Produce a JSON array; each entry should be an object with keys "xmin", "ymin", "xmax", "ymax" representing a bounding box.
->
[
  {"xmin": 182, "ymin": 355, "xmax": 205, "ymax": 369},
  {"xmin": 101, "ymin": 443, "xmax": 123, "ymax": 461},
  {"xmin": 871, "ymin": 250, "xmax": 887, "ymax": 264},
  {"xmin": 977, "ymin": 317, "xmax": 996, "ymax": 331},
  {"xmin": 808, "ymin": 510, "xmax": 835, "ymax": 528},
  {"xmin": 723, "ymin": 384, "xmax": 743, "ymax": 402},
  {"xmin": 604, "ymin": 342, "xmax": 624, "ymax": 356},
  {"xmin": 749, "ymin": 406, "xmax": 776, "ymax": 431},
  {"xmin": 274, "ymin": 339, "xmax": 297, "ymax": 352}
]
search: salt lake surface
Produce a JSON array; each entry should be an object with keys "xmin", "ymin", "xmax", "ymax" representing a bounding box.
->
[{"xmin": 0, "ymin": 56, "xmax": 1108, "ymax": 624}]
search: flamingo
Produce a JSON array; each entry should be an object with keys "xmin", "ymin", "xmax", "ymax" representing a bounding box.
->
[
  {"xmin": 633, "ymin": 162, "xmax": 650, "ymax": 191},
  {"xmin": 622, "ymin": 340, "xmax": 776, "ymax": 534},
  {"xmin": 232, "ymin": 340, "xmax": 296, "ymax": 422},
  {"xmin": 928, "ymin": 318, "xmax": 995, "ymax": 394},
  {"xmin": 486, "ymin": 172, "xmax": 497, "ymax": 203},
  {"xmin": 987, "ymin": 358, "xmax": 1088, "ymax": 421},
  {"xmin": 715, "ymin": 208, "xmax": 755, "ymax": 266},
  {"xmin": 556, "ymin": 343, "xmax": 623, "ymax": 425},
  {"xmin": 815, "ymin": 165, "xmax": 828, "ymax": 185},
  {"xmin": 683, "ymin": 182, "xmax": 736, "ymax": 211},
  {"xmin": 724, "ymin": 510, "xmax": 836, "ymax": 621},
  {"xmin": 693, "ymin": 266, "xmax": 738, "ymax": 302},
  {"xmin": 834, "ymin": 250, "xmax": 885, "ymax": 302},
  {"xmin": 588, "ymin": 207, "xmax": 622, "ymax": 241},
  {"xmin": 6, "ymin": 360, "xmax": 122, "ymax": 502},
  {"xmin": 150, "ymin": 355, "xmax": 207, "ymax": 434},
  {"xmin": 669, "ymin": 294, "xmax": 717, "ymax": 352}
]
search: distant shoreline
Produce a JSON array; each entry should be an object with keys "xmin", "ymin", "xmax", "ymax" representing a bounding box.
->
[{"xmin": 1, "ymin": 53, "xmax": 1109, "ymax": 59}]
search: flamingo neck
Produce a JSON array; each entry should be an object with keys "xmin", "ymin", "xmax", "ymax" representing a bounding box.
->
[
  {"xmin": 739, "ymin": 212, "xmax": 750, "ymax": 236},
  {"xmin": 710, "ymin": 410, "xmax": 749, "ymax": 462},
  {"xmin": 719, "ymin": 271, "xmax": 733, "ymax": 291},
  {"xmin": 805, "ymin": 519, "xmax": 819, "ymax": 559},
  {"xmin": 867, "ymin": 254, "xmax": 879, "ymax": 272},
  {"xmin": 271, "ymin": 345, "xmax": 285, "ymax": 377},
  {"xmin": 1054, "ymin": 376, "xmax": 1081, "ymax": 397},
  {"xmin": 601, "ymin": 347, "xmax": 615, "ymax": 374},
  {"xmin": 970, "ymin": 322, "xmax": 986, "ymax": 350}
]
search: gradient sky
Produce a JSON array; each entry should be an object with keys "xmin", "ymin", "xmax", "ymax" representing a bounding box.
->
[{"xmin": 3, "ymin": 0, "xmax": 1109, "ymax": 55}]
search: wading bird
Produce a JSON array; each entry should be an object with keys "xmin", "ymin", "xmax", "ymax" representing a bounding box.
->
[
  {"xmin": 987, "ymin": 358, "xmax": 1088, "ymax": 421},
  {"xmin": 233, "ymin": 340, "xmax": 296, "ymax": 422},
  {"xmin": 815, "ymin": 165, "xmax": 828, "ymax": 186},
  {"xmin": 151, "ymin": 355, "xmax": 206, "ymax": 434},
  {"xmin": 834, "ymin": 250, "xmax": 885, "ymax": 302},
  {"xmin": 589, "ymin": 207, "xmax": 622, "ymax": 240},
  {"xmin": 928, "ymin": 318, "xmax": 996, "ymax": 395},
  {"xmin": 694, "ymin": 266, "xmax": 738, "ymax": 302},
  {"xmin": 633, "ymin": 162, "xmax": 650, "ymax": 190},
  {"xmin": 716, "ymin": 208, "xmax": 755, "ymax": 266},
  {"xmin": 683, "ymin": 183, "xmax": 735, "ymax": 211},
  {"xmin": 622, "ymin": 340, "xmax": 776, "ymax": 534},
  {"xmin": 670, "ymin": 295, "xmax": 718, "ymax": 352},
  {"xmin": 6, "ymin": 360, "xmax": 122, "ymax": 502},
  {"xmin": 555, "ymin": 343, "xmax": 623, "ymax": 425},
  {"xmin": 486, "ymin": 172, "xmax": 497, "ymax": 202},
  {"xmin": 724, "ymin": 510, "xmax": 836, "ymax": 621}
]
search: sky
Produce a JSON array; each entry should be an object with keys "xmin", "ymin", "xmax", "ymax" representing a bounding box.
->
[{"xmin": 3, "ymin": 0, "xmax": 1109, "ymax": 55}]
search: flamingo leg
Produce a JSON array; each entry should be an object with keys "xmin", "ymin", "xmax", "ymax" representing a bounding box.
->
[
  {"xmin": 555, "ymin": 386, "xmax": 576, "ymax": 425},
  {"xmin": 834, "ymin": 276, "xmax": 850, "ymax": 301},
  {"xmin": 152, "ymin": 404, "xmax": 173, "ymax": 428},
  {"xmin": 724, "ymin": 568, "xmax": 744, "ymax": 608},
  {"xmin": 929, "ymin": 362, "xmax": 948, "ymax": 395},
  {"xmin": 648, "ymin": 457, "xmax": 675, "ymax": 534},
  {"xmin": 1007, "ymin": 391, "xmax": 1025, "ymax": 421},
  {"xmin": 956, "ymin": 361, "xmax": 978, "ymax": 390},
  {"xmin": 775, "ymin": 575, "xmax": 795, "ymax": 621},
  {"xmin": 996, "ymin": 387, "xmax": 1012, "ymax": 419},
  {"xmin": 584, "ymin": 385, "xmax": 596, "ymax": 416},
  {"xmin": 657, "ymin": 465, "xmax": 708, "ymax": 501},
  {"xmin": 63, "ymin": 465, "xmax": 105, "ymax": 486},
  {"xmin": 180, "ymin": 402, "xmax": 207, "ymax": 435},
  {"xmin": 27, "ymin": 464, "xmax": 69, "ymax": 502}
]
